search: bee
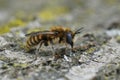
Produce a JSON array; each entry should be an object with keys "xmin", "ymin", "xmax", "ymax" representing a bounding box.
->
[{"xmin": 25, "ymin": 26, "xmax": 83, "ymax": 53}]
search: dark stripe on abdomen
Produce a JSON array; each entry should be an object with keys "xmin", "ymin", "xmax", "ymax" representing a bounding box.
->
[
  {"xmin": 33, "ymin": 36, "xmax": 40, "ymax": 44},
  {"xmin": 27, "ymin": 35, "xmax": 42, "ymax": 47}
]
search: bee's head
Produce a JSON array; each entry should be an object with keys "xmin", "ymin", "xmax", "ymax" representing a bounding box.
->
[
  {"xmin": 66, "ymin": 27, "xmax": 83, "ymax": 48},
  {"xmin": 66, "ymin": 33, "xmax": 73, "ymax": 48}
]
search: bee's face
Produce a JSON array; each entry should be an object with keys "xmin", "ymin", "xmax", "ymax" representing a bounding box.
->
[{"xmin": 66, "ymin": 32, "xmax": 73, "ymax": 48}]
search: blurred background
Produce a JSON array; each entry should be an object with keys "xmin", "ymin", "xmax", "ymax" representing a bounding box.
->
[{"xmin": 0, "ymin": 0, "xmax": 120, "ymax": 34}]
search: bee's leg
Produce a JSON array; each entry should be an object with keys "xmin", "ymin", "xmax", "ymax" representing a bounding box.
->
[
  {"xmin": 50, "ymin": 40, "xmax": 54, "ymax": 50},
  {"xmin": 64, "ymin": 42, "xmax": 69, "ymax": 52},
  {"xmin": 50, "ymin": 41, "xmax": 55, "ymax": 52},
  {"xmin": 62, "ymin": 38, "xmax": 67, "ymax": 49},
  {"xmin": 34, "ymin": 41, "xmax": 44, "ymax": 60},
  {"xmin": 50, "ymin": 40, "xmax": 57, "ymax": 59},
  {"xmin": 65, "ymin": 43, "xmax": 68, "ymax": 48}
]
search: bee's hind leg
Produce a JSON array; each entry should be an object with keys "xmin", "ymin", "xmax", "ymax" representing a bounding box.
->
[{"xmin": 34, "ymin": 41, "xmax": 44, "ymax": 60}]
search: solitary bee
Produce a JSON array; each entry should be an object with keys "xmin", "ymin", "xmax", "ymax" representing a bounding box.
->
[{"xmin": 25, "ymin": 26, "xmax": 83, "ymax": 54}]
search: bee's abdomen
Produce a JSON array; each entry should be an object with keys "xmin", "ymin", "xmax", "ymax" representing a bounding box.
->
[{"xmin": 26, "ymin": 35, "xmax": 42, "ymax": 49}]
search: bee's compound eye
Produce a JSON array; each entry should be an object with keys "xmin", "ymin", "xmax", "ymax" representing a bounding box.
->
[{"xmin": 66, "ymin": 33, "xmax": 73, "ymax": 47}]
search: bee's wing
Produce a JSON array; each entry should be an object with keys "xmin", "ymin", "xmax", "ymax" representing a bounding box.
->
[{"xmin": 25, "ymin": 30, "xmax": 58, "ymax": 37}]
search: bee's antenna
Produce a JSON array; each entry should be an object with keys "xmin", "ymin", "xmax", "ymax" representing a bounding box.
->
[{"xmin": 74, "ymin": 27, "xmax": 84, "ymax": 34}]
